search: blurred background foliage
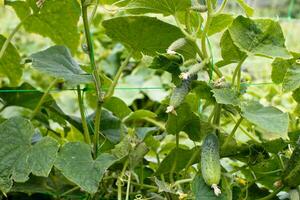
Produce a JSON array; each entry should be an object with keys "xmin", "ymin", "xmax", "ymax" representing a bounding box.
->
[{"xmin": 0, "ymin": 0, "xmax": 299, "ymax": 143}]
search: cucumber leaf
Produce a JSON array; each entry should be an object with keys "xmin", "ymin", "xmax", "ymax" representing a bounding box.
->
[
  {"xmin": 126, "ymin": 0, "xmax": 191, "ymax": 16},
  {"xmin": 241, "ymin": 101, "xmax": 289, "ymax": 138},
  {"xmin": 6, "ymin": 0, "xmax": 81, "ymax": 53},
  {"xmin": 0, "ymin": 35, "xmax": 23, "ymax": 86},
  {"xmin": 102, "ymin": 16, "xmax": 183, "ymax": 56},
  {"xmin": 0, "ymin": 117, "xmax": 59, "ymax": 193},
  {"xmin": 228, "ymin": 16, "xmax": 290, "ymax": 59},
  {"xmin": 29, "ymin": 46, "xmax": 93, "ymax": 86},
  {"xmin": 55, "ymin": 142, "xmax": 119, "ymax": 194}
]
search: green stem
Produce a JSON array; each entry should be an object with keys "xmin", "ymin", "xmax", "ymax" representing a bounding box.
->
[
  {"xmin": 125, "ymin": 171, "xmax": 131, "ymax": 200},
  {"xmin": 172, "ymin": 178, "xmax": 193, "ymax": 187},
  {"xmin": 174, "ymin": 15, "xmax": 196, "ymax": 42},
  {"xmin": 222, "ymin": 117, "xmax": 243, "ymax": 149},
  {"xmin": 105, "ymin": 51, "xmax": 132, "ymax": 100},
  {"xmin": 212, "ymin": 104, "xmax": 222, "ymax": 126},
  {"xmin": 77, "ymin": 86, "xmax": 91, "ymax": 144},
  {"xmin": 257, "ymin": 186, "xmax": 284, "ymax": 200},
  {"xmin": 30, "ymin": 79, "xmax": 57, "ymax": 120},
  {"xmin": 81, "ymin": 1, "xmax": 103, "ymax": 103},
  {"xmin": 117, "ymin": 160, "xmax": 129, "ymax": 200},
  {"xmin": 0, "ymin": 17, "xmax": 28, "ymax": 59},
  {"xmin": 184, "ymin": 147, "xmax": 200, "ymax": 176},
  {"xmin": 232, "ymin": 57, "xmax": 246, "ymax": 87},
  {"xmin": 130, "ymin": 182, "xmax": 157, "ymax": 190},
  {"xmin": 216, "ymin": 0, "xmax": 228, "ymax": 14},
  {"xmin": 230, "ymin": 115, "xmax": 260, "ymax": 143},
  {"xmin": 93, "ymin": 102, "xmax": 102, "ymax": 157},
  {"xmin": 143, "ymin": 117, "xmax": 165, "ymax": 131},
  {"xmin": 60, "ymin": 186, "xmax": 80, "ymax": 197},
  {"xmin": 201, "ymin": 0, "xmax": 213, "ymax": 59},
  {"xmin": 88, "ymin": 0, "xmax": 99, "ymax": 25},
  {"xmin": 169, "ymin": 133, "xmax": 180, "ymax": 184}
]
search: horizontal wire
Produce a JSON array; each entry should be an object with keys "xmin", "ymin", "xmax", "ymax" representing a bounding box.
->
[{"xmin": 0, "ymin": 83, "xmax": 277, "ymax": 93}]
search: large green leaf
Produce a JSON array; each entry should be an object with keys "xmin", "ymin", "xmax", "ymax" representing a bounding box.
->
[
  {"xmin": 0, "ymin": 35, "xmax": 23, "ymax": 86},
  {"xmin": 192, "ymin": 174, "xmax": 226, "ymax": 200},
  {"xmin": 126, "ymin": 0, "xmax": 191, "ymax": 15},
  {"xmin": 219, "ymin": 30, "xmax": 246, "ymax": 65},
  {"xmin": 7, "ymin": 0, "xmax": 81, "ymax": 53},
  {"xmin": 99, "ymin": 109, "xmax": 126, "ymax": 144},
  {"xmin": 228, "ymin": 16, "xmax": 290, "ymax": 58},
  {"xmin": 102, "ymin": 16, "xmax": 184, "ymax": 56},
  {"xmin": 271, "ymin": 57, "xmax": 295, "ymax": 84},
  {"xmin": 241, "ymin": 101, "xmax": 289, "ymax": 138},
  {"xmin": 282, "ymin": 63, "xmax": 300, "ymax": 92},
  {"xmin": 208, "ymin": 14, "xmax": 234, "ymax": 36},
  {"xmin": 103, "ymin": 97, "xmax": 132, "ymax": 120},
  {"xmin": 29, "ymin": 46, "xmax": 93, "ymax": 86},
  {"xmin": 212, "ymin": 88, "xmax": 240, "ymax": 106},
  {"xmin": 0, "ymin": 117, "xmax": 59, "ymax": 193},
  {"xmin": 124, "ymin": 110, "xmax": 157, "ymax": 122},
  {"xmin": 55, "ymin": 142, "xmax": 119, "ymax": 194}
]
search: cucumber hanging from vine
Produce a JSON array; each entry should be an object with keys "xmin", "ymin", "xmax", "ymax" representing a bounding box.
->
[
  {"xmin": 179, "ymin": 60, "xmax": 208, "ymax": 80},
  {"xmin": 166, "ymin": 74, "xmax": 197, "ymax": 114},
  {"xmin": 201, "ymin": 133, "xmax": 221, "ymax": 196},
  {"xmin": 282, "ymin": 137, "xmax": 300, "ymax": 188}
]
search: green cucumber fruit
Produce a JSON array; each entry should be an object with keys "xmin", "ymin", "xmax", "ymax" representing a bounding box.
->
[
  {"xmin": 283, "ymin": 137, "xmax": 300, "ymax": 187},
  {"xmin": 166, "ymin": 75, "xmax": 196, "ymax": 114},
  {"xmin": 201, "ymin": 133, "xmax": 221, "ymax": 196}
]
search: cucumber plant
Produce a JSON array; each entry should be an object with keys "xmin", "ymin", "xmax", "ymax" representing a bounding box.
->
[{"xmin": 0, "ymin": 0, "xmax": 300, "ymax": 199}]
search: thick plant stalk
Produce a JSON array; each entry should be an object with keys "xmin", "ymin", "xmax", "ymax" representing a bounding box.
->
[
  {"xmin": 81, "ymin": 0, "xmax": 104, "ymax": 157},
  {"xmin": 81, "ymin": 3, "xmax": 102, "ymax": 103}
]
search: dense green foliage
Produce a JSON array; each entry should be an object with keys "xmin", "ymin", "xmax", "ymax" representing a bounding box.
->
[{"xmin": 0, "ymin": 0, "xmax": 300, "ymax": 199}]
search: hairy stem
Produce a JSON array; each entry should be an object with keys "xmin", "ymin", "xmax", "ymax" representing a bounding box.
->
[
  {"xmin": 81, "ymin": 1, "xmax": 103, "ymax": 103},
  {"xmin": 77, "ymin": 86, "xmax": 91, "ymax": 144},
  {"xmin": 30, "ymin": 79, "xmax": 58, "ymax": 120},
  {"xmin": 93, "ymin": 102, "xmax": 102, "ymax": 157}
]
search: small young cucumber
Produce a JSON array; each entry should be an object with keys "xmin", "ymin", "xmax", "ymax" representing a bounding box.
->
[
  {"xmin": 283, "ymin": 137, "xmax": 300, "ymax": 187},
  {"xmin": 166, "ymin": 75, "xmax": 196, "ymax": 114},
  {"xmin": 201, "ymin": 133, "xmax": 221, "ymax": 196}
]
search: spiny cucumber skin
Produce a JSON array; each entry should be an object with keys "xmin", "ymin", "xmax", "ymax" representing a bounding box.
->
[
  {"xmin": 283, "ymin": 138, "xmax": 300, "ymax": 187},
  {"xmin": 201, "ymin": 133, "xmax": 221, "ymax": 186},
  {"xmin": 168, "ymin": 38, "xmax": 188, "ymax": 53},
  {"xmin": 169, "ymin": 75, "xmax": 196, "ymax": 109}
]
